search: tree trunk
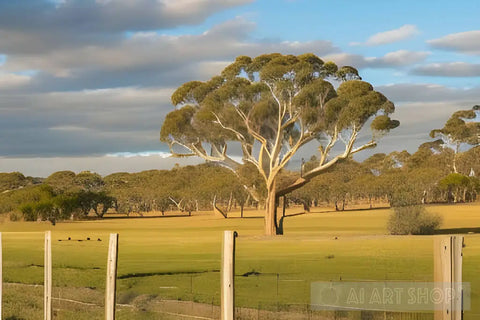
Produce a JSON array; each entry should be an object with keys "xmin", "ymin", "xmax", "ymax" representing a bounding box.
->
[
  {"xmin": 265, "ymin": 180, "xmax": 277, "ymax": 236},
  {"xmin": 303, "ymin": 200, "xmax": 310, "ymax": 212},
  {"xmin": 213, "ymin": 195, "xmax": 228, "ymax": 218},
  {"xmin": 227, "ymin": 192, "xmax": 233, "ymax": 212},
  {"xmin": 452, "ymin": 145, "xmax": 459, "ymax": 173}
]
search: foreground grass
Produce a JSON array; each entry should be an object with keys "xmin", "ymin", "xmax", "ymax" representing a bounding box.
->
[{"xmin": 0, "ymin": 203, "xmax": 479, "ymax": 319}]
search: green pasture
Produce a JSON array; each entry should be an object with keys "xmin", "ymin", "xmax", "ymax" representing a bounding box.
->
[{"xmin": 0, "ymin": 203, "xmax": 479, "ymax": 319}]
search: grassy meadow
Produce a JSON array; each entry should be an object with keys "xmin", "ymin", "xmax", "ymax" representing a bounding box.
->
[{"xmin": 0, "ymin": 203, "xmax": 479, "ymax": 319}]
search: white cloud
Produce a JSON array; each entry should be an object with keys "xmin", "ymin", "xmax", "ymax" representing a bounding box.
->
[
  {"xmin": 0, "ymin": 72, "xmax": 31, "ymax": 88},
  {"xmin": 2, "ymin": 18, "xmax": 337, "ymax": 80},
  {"xmin": 324, "ymin": 50, "xmax": 429, "ymax": 69},
  {"xmin": 44, "ymin": 87, "xmax": 173, "ymax": 109},
  {"xmin": 351, "ymin": 25, "xmax": 419, "ymax": 46},
  {"xmin": 49, "ymin": 125, "xmax": 89, "ymax": 132},
  {"xmin": 0, "ymin": 0, "xmax": 254, "ymax": 36},
  {"xmin": 378, "ymin": 50, "xmax": 430, "ymax": 66},
  {"xmin": 106, "ymin": 151, "xmax": 172, "ymax": 158},
  {"xmin": 376, "ymin": 83, "xmax": 480, "ymax": 103},
  {"xmin": 412, "ymin": 62, "xmax": 480, "ymax": 77},
  {"xmin": 323, "ymin": 53, "xmax": 367, "ymax": 67},
  {"xmin": 162, "ymin": 0, "xmax": 254, "ymax": 20},
  {"xmin": 0, "ymin": 86, "xmax": 175, "ymax": 157},
  {"xmin": 428, "ymin": 30, "xmax": 480, "ymax": 54}
]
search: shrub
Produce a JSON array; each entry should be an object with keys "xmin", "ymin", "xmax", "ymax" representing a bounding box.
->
[
  {"xmin": 19, "ymin": 203, "xmax": 37, "ymax": 221},
  {"xmin": 387, "ymin": 205, "xmax": 442, "ymax": 235},
  {"xmin": 9, "ymin": 211, "xmax": 23, "ymax": 222},
  {"xmin": 34, "ymin": 200, "xmax": 55, "ymax": 221}
]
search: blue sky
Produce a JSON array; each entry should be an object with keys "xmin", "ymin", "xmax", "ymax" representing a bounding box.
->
[{"xmin": 0, "ymin": 0, "xmax": 479, "ymax": 176}]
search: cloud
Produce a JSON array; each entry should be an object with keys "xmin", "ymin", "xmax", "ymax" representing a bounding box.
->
[
  {"xmin": 376, "ymin": 83, "xmax": 480, "ymax": 103},
  {"xmin": 373, "ymin": 50, "xmax": 430, "ymax": 67},
  {"xmin": 1, "ymin": 18, "xmax": 338, "ymax": 91},
  {"xmin": 428, "ymin": 30, "xmax": 480, "ymax": 54},
  {"xmin": 324, "ymin": 50, "xmax": 429, "ymax": 69},
  {"xmin": 0, "ymin": 1, "xmax": 255, "ymax": 70},
  {"xmin": 412, "ymin": 62, "xmax": 480, "ymax": 77},
  {"xmin": 106, "ymin": 151, "xmax": 172, "ymax": 158},
  {"xmin": 0, "ymin": 86, "xmax": 174, "ymax": 157},
  {"xmin": 0, "ymin": 0, "xmax": 254, "ymax": 36},
  {"xmin": 351, "ymin": 25, "xmax": 419, "ymax": 46},
  {"xmin": 0, "ymin": 72, "xmax": 31, "ymax": 88}
]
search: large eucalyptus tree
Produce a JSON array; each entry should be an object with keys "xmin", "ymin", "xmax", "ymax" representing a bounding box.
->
[{"xmin": 161, "ymin": 53, "xmax": 399, "ymax": 235}]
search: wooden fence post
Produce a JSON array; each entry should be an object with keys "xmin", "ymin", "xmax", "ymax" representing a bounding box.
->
[
  {"xmin": 452, "ymin": 236, "xmax": 463, "ymax": 320},
  {"xmin": 434, "ymin": 236, "xmax": 463, "ymax": 320},
  {"xmin": 44, "ymin": 231, "xmax": 52, "ymax": 320},
  {"xmin": 221, "ymin": 230, "xmax": 237, "ymax": 320},
  {"xmin": 105, "ymin": 233, "xmax": 119, "ymax": 320}
]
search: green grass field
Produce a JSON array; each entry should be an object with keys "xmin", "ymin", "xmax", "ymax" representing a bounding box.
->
[{"xmin": 0, "ymin": 203, "xmax": 479, "ymax": 319}]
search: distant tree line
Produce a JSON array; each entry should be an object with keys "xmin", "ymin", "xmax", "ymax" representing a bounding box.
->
[
  {"xmin": 0, "ymin": 164, "xmax": 250, "ymax": 222},
  {"xmin": 0, "ymin": 140, "xmax": 478, "ymax": 223},
  {"xmin": 290, "ymin": 143, "xmax": 479, "ymax": 211},
  {"xmin": 103, "ymin": 163, "xmax": 249, "ymax": 216}
]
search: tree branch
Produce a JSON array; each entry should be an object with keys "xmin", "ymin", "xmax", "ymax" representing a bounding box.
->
[
  {"xmin": 320, "ymin": 126, "xmax": 338, "ymax": 165},
  {"xmin": 235, "ymin": 107, "xmax": 270, "ymax": 157},
  {"xmin": 212, "ymin": 112, "xmax": 247, "ymax": 143},
  {"xmin": 276, "ymin": 144, "xmax": 377, "ymax": 198},
  {"xmin": 168, "ymin": 140, "xmax": 197, "ymax": 157},
  {"xmin": 303, "ymin": 125, "xmax": 373, "ymax": 180},
  {"xmin": 281, "ymin": 113, "xmax": 299, "ymax": 130}
]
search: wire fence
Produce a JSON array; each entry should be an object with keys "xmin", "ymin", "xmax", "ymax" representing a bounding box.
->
[{"xmin": 0, "ymin": 232, "xmax": 478, "ymax": 319}]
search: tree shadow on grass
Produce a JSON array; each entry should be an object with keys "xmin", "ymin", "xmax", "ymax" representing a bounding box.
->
[
  {"xmin": 102, "ymin": 214, "xmax": 188, "ymax": 220},
  {"xmin": 435, "ymin": 227, "xmax": 480, "ymax": 234},
  {"xmin": 309, "ymin": 206, "xmax": 391, "ymax": 214}
]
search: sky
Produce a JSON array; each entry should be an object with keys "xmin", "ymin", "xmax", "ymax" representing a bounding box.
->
[{"xmin": 0, "ymin": 0, "xmax": 479, "ymax": 177}]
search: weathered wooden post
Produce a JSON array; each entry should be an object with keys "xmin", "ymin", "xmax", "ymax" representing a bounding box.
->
[
  {"xmin": 44, "ymin": 231, "xmax": 52, "ymax": 320},
  {"xmin": 105, "ymin": 233, "xmax": 119, "ymax": 320},
  {"xmin": 434, "ymin": 236, "xmax": 463, "ymax": 320},
  {"xmin": 221, "ymin": 230, "xmax": 237, "ymax": 320},
  {"xmin": 452, "ymin": 236, "xmax": 463, "ymax": 320}
]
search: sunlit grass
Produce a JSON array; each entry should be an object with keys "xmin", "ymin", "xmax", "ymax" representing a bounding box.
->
[{"xmin": 0, "ymin": 202, "xmax": 479, "ymax": 319}]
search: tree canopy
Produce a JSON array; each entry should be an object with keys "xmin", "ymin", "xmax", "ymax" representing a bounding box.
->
[
  {"xmin": 430, "ymin": 105, "xmax": 480, "ymax": 172},
  {"xmin": 160, "ymin": 53, "xmax": 400, "ymax": 235}
]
